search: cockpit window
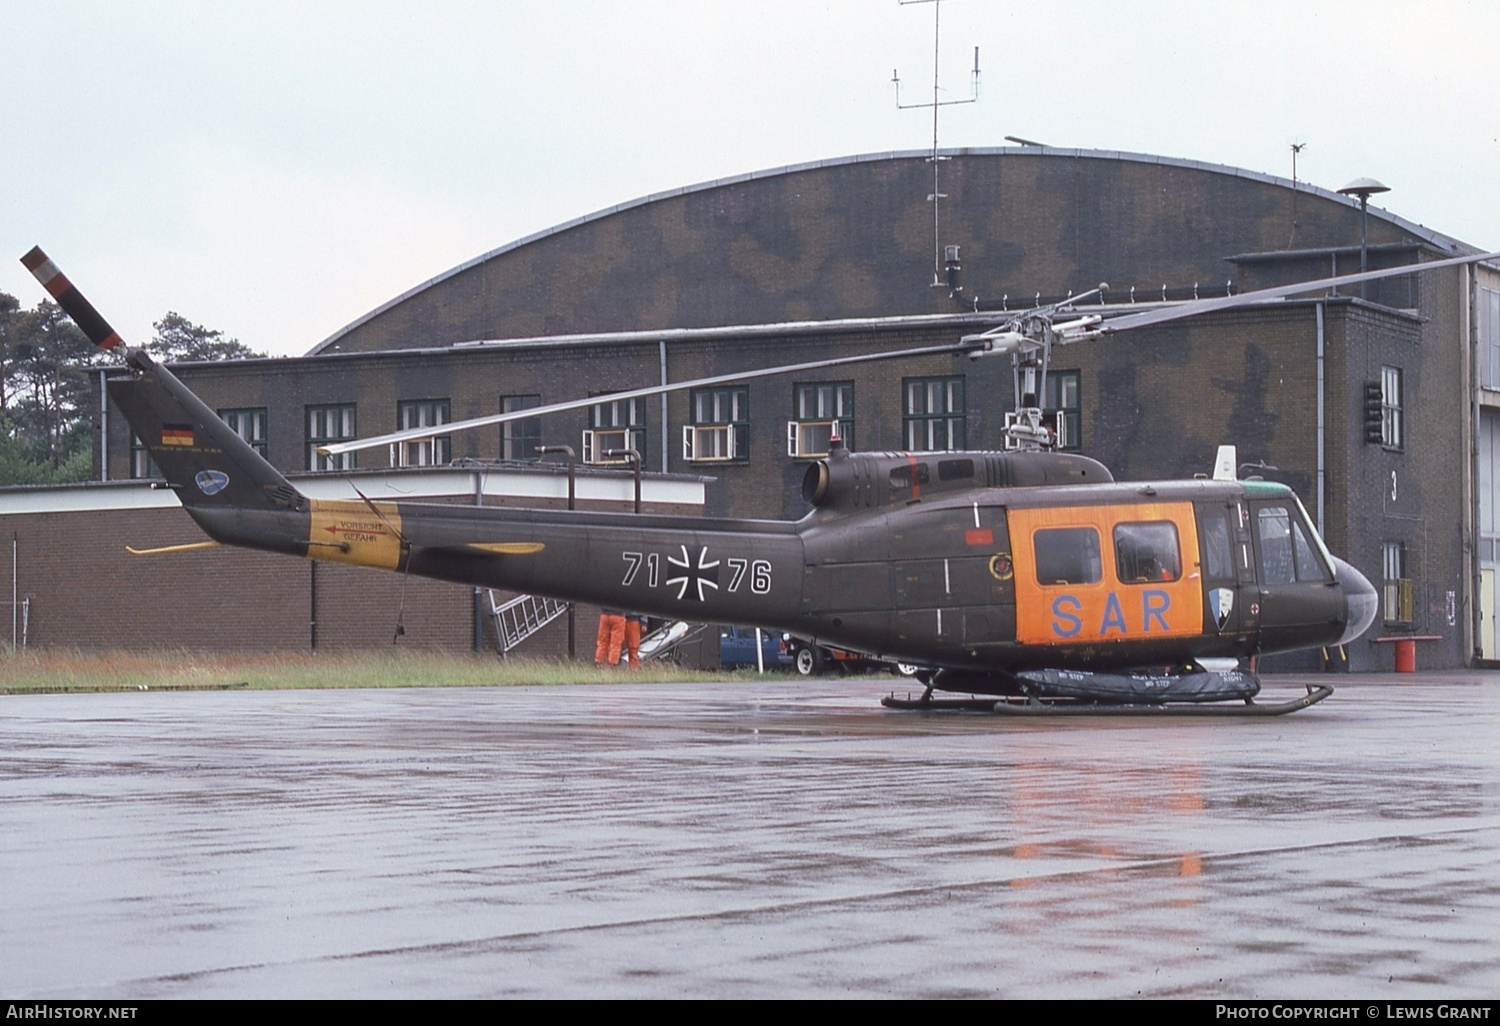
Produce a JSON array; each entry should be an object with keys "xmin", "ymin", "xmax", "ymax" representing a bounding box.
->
[
  {"xmin": 1200, "ymin": 512, "xmax": 1234, "ymax": 580},
  {"xmin": 1034, "ymin": 527, "xmax": 1102, "ymax": 585},
  {"xmin": 1258, "ymin": 507, "xmax": 1295, "ymax": 583},
  {"xmin": 1257, "ymin": 505, "xmax": 1331, "ymax": 583},
  {"xmin": 1114, "ymin": 521, "xmax": 1182, "ymax": 583},
  {"xmin": 1291, "ymin": 517, "xmax": 1330, "ymax": 582}
]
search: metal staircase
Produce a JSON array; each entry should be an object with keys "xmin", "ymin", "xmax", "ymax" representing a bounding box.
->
[{"xmin": 487, "ymin": 591, "xmax": 570, "ymax": 656}]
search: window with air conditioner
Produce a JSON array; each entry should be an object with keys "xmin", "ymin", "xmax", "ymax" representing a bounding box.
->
[
  {"xmin": 686, "ymin": 386, "xmax": 748, "ymax": 462},
  {"xmin": 584, "ymin": 428, "xmax": 638, "ymax": 465},
  {"xmin": 585, "ymin": 394, "xmax": 646, "ymax": 465},
  {"xmin": 1383, "ymin": 540, "xmax": 1413, "ymax": 624},
  {"xmin": 788, "ymin": 381, "xmax": 852, "ymax": 457},
  {"xmin": 683, "ymin": 423, "xmax": 737, "ymax": 462}
]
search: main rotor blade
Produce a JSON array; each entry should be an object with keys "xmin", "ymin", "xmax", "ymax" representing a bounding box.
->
[
  {"xmin": 318, "ymin": 340, "xmax": 977, "ymax": 456},
  {"xmin": 1095, "ymin": 248, "xmax": 1500, "ymax": 337}
]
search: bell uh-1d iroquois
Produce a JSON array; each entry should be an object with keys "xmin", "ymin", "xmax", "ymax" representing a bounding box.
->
[{"xmin": 23, "ymin": 247, "xmax": 1500, "ymax": 715}]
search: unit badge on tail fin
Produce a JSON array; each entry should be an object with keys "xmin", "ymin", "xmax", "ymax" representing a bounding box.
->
[{"xmin": 194, "ymin": 470, "xmax": 230, "ymax": 496}]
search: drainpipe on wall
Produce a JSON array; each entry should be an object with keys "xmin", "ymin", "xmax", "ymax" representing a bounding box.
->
[
  {"xmin": 1469, "ymin": 266, "xmax": 1483, "ymax": 662},
  {"xmin": 1316, "ymin": 301, "xmax": 1326, "ymax": 537},
  {"xmin": 99, "ymin": 370, "xmax": 109, "ymax": 482},
  {"xmin": 659, "ymin": 340, "xmax": 669, "ymax": 474},
  {"xmin": 309, "ymin": 561, "xmax": 318, "ymax": 651},
  {"xmin": 474, "ymin": 469, "xmax": 485, "ymax": 654}
]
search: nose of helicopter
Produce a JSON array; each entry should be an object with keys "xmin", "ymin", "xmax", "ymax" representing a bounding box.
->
[{"xmin": 1331, "ymin": 556, "xmax": 1378, "ymax": 645}]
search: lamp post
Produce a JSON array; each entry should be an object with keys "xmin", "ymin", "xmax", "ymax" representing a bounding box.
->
[{"xmin": 1337, "ymin": 177, "xmax": 1391, "ymax": 300}]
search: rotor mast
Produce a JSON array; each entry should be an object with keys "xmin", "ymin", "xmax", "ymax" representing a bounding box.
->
[{"xmin": 963, "ymin": 285, "xmax": 1107, "ymax": 451}]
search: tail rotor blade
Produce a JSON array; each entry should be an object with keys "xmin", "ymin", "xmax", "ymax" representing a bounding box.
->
[{"xmin": 19, "ymin": 246, "xmax": 125, "ymax": 351}]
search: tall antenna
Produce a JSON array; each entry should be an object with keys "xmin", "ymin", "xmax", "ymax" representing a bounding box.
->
[
  {"xmin": 892, "ymin": 0, "xmax": 980, "ymax": 290},
  {"xmin": 1289, "ymin": 141, "xmax": 1307, "ymax": 248}
]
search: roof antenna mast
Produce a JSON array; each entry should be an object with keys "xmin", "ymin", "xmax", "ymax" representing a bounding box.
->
[{"xmin": 892, "ymin": 0, "xmax": 980, "ymax": 292}]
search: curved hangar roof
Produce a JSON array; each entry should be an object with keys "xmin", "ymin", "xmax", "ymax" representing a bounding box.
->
[{"xmin": 311, "ymin": 146, "xmax": 1472, "ymax": 356}]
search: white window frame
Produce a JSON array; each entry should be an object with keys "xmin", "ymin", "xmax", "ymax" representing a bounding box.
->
[
  {"xmin": 787, "ymin": 419, "xmax": 843, "ymax": 458},
  {"xmin": 687, "ymin": 386, "xmax": 749, "ymax": 463},
  {"xmin": 1383, "ymin": 540, "xmax": 1412, "ymax": 624},
  {"xmin": 307, "ymin": 404, "xmax": 356, "ymax": 472},
  {"xmin": 218, "ymin": 407, "xmax": 268, "ymax": 457},
  {"xmin": 683, "ymin": 424, "xmax": 738, "ymax": 462},
  {"xmin": 903, "ymin": 376, "xmax": 965, "ymax": 452},
  {"xmin": 1381, "ymin": 366, "xmax": 1403, "ymax": 451},
  {"xmin": 394, "ymin": 399, "xmax": 451, "ymax": 467},
  {"xmin": 789, "ymin": 382, "xmax": 852, "ymax": 457},
  {"xmin": 584, "ymin": 427, "xmax": 638, "ymax": 465}
]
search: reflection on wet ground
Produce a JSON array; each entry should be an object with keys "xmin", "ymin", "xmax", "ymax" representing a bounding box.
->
[{"xmin": 3, "ymin": 673, "xmax": 1499, "ymax": 998}]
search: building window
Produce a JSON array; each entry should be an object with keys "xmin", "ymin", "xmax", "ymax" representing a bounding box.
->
[
  {"xmin": 1043, "ymin": 371, "xmax": 1081, "ymax": 451},
  {"xmin": 585, "ymin": 394, "xmax": 647, "ymax": 465},
  {"xmin": 307, "ymin": 404, "xmax": 357, "ymax": 471},
  {"xmin": 130, "ymin": 435, "xmax": 157, "ymax": 479},
  {"xmin": 788, "ymin": 381, "xmax": 853, "ymax": 458},
  {"xmin": 501, "ymin": 395, "xmax": 541, "ymax": 462},
  {"xmin": 218, "ymin": 407, "xmax": 267, "ymax": 458},
  {"xmin": 684, "ymin": 386, "xmax": 748, "ymax": 462},
  {"xmin": 1482, "ymin": 287, "xmax": 1500, "ymax": 391},
  {"xmin": 1381, "ymin": 366, "xmax": 1403, "ymax": 450},
  {"xmin": 395, "ymin": 399, "xmax": 451, "ymax": 466},
  {"xmin": 1383, "ymin": 541, "xmax": 1413, "ymax": 625},
  {"xmin": 903, "ymin": 376, "xmax": 965, "ymax": 451}
]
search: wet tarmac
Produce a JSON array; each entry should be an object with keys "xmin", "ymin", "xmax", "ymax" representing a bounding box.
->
[{"xmin": 4, "ymin": 671, "xmax": 1500, "ymax": 999}]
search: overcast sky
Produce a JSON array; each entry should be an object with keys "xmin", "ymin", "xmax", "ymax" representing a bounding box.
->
[{"xmin": 3, "ymin": 0, "xmax": 1497, "ymax": 357}]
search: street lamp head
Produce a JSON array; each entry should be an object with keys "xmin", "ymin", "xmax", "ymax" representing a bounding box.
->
[{"xmin": 1338, "ymin": 177, "xmax": 1391, "ymax": 202}]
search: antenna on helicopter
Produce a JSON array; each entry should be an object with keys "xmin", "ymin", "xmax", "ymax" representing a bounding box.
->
[{"xmin": 892, "ymin": 0, "xmax": 979, "ymax": 293}]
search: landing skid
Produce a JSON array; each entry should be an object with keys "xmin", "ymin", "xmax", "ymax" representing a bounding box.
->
[{"xmin": 881, "ymin": 684, "xmax": 1334, "ymax": 717}]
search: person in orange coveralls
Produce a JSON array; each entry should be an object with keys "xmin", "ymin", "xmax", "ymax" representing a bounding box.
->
[{"xmin": 595, "ymin": 608, "xmax": 626, "ymax": 666}]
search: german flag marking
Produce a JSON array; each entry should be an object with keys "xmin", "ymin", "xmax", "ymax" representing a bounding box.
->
[{"xmin": 161, "ymin": 425, "xmax": 195, "ymax": 447}]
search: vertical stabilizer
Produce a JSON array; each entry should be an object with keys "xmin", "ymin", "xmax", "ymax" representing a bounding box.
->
[{"xmin": 22, "ymin": 246, "xmax": 305, "ymax": 516}]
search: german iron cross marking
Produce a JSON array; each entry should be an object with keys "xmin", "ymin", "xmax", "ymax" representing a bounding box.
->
[{"xmin": 666, "ymin": 544, "xmax": 720, "ymax": 601}]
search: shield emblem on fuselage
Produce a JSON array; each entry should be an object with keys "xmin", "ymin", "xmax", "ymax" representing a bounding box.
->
[{"xmin": 1210, "ymin": 588, "xmax": 1235, "ymax": 629}]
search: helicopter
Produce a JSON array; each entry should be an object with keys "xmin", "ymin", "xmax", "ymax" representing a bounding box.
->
[{"xmin": 21, "ymin": 245, "xmax": 1500, "ymax": 714}]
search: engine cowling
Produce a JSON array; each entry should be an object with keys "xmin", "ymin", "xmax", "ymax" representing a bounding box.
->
[{"xmin": 802, "ymin": 442, "xmax": 1113, "ymax": 512}]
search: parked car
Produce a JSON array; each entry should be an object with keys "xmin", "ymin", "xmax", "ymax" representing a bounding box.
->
[
  {"xmin": 718, "ymin": 625, "xmax": 793, "ymax": 670},
  {"xmin": 783, "ymin": 636, "xmax": 923, "ymax": 677}
]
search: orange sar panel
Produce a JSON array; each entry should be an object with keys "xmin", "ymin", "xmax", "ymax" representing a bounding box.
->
[{"xmin": 1009, "ymin": 502, "xmax": 1204, "ymax": 646}]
